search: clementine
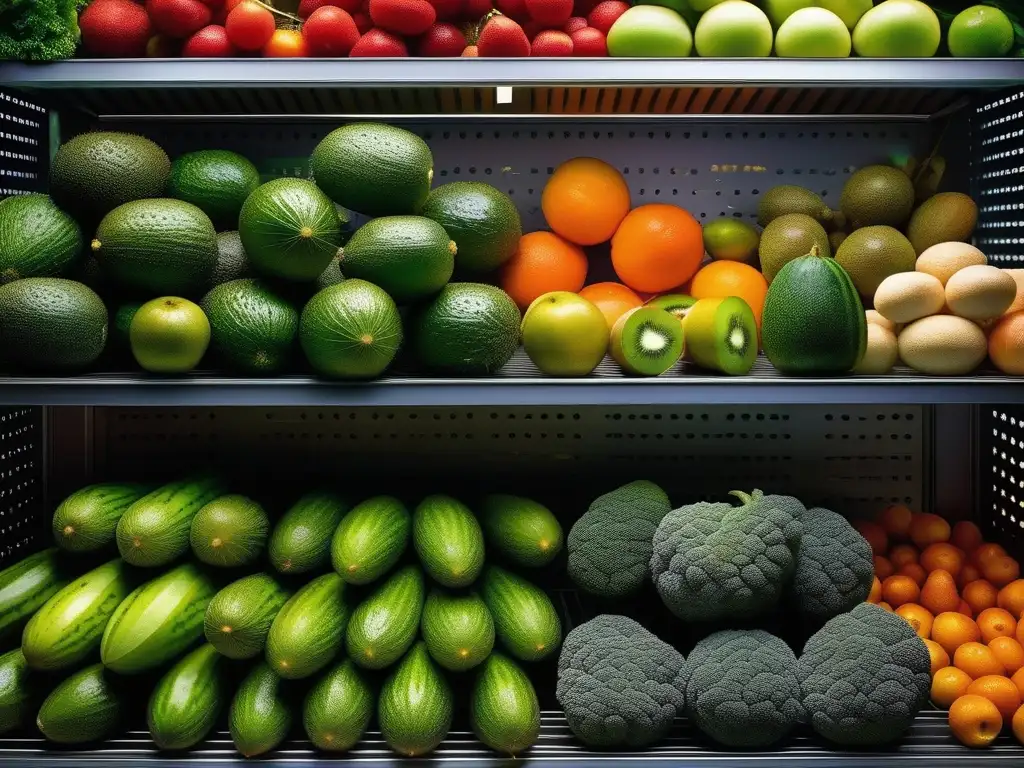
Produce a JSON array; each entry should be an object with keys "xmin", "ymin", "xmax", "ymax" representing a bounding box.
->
[
  {"xmin": 963, "ymin": 579, "xmax": 999, "ymax": 615},
  {"xmin": 500, "ymin": 231, "xmax": 588, "ymax": 310},
  {"xmin": 978, "ymin": 607, "xmax": 1019, "ymax": 644},
  {"xmin": 921, "ymin": 569, "xmax": 961, "ymax": 615},
  {"xmin": 948, "ymin": 694, "xmax": 1003, "ymax": 747},
  {"xmin": 896, "ymin": 603, "xmax": 933, "ymax": 638},
  {"xmin": 998, "ymin": 579, "xmax": 1024, "ymax": 618},
  {"xmin": 931, "ymin": 666, "xmax": 973, "ymax": 709},
  {"xmin": 889, "ymin": 544, "xmax": 919, "ymax": 569},
  {"xmin": 955, "ymin": 641, "xmax": 1007, "ymax": 678},
  {"xmin": 1013, "ymin": 702, "xmax": 1024, "ymax": 746},
  {"xmin": 982, "ymin": 555, "xmax": 1021, "ymax": 588},
  {"xmin": 951, "ymin": 520, "xmax": 984, "ymax": 553},
  {"xmin": 541, "ymin": 157, "xmax": 630, "ymax": 246},
  {"xmin": 689, "ymin": 261, "xmax": 769, "ymax": 328},
  {"xmin": 921, "ymin": 543, "xmax": 965, "ymax": 579},
  {"xmin": 852, "ymin": 519, "xmax": 889, "ymax": 557},
  {"xmin": 578, "ymin": 282, "xmax": 643, "ymax": 330},
  {"xmin": 932, "ymin": 611, "xmax": 982, "ymax": 656},
  {"xmin": 988, "ymin": 310, "xmax": 1024, "ymax": 375},
  {"xmin": 989, "ymin": 636, "xmax": 1024, "ymax": 675},
  {"xmin": 877, "ymin": 503, "xmax": 913, "ymax": 540},
  {"xmin": 1013, "ymin": 667, "xmax": 1024, "ymax": 699},
  {"xmin": 959, "ymin": 600, "xmax": 975, "ymax": 618},
  {"xmin": 959, "ymin": 564, "xmax": 983, "ymax": 590},
  {"xmin": 881, "ymin": 574, "xmax": 920, "ymax": 607},
  {"xmin": 610, "ymin": 204, "xmax": 704, "ymax": 294},
  {"xmin": 925, "ymin": 638, "xmax": 951, "ymax": 675},
  {"xmin": 898, "ymin": 562, "xmax": 928, "ymax": 587},
  {"xmin": 879, "ymin": 601, "xmax": 894, "ymax": 611},
  {"xmin": 967, "ymin": 674, "xmax": 1022, "ymax": 721},
  {"xmin": 973, "ymin": 543, "xmax": 1008, "ymax": 568},
  {"xmin": 873, "ymin": 556, "xmax": 894, "ymax": 581},
  {"xmin": 909, "ymin": 512, "xmax": 952, "ymax": 549},
  {"xmin": 868, "ymin": 575, "xmax": 882, "ymax": 604}
]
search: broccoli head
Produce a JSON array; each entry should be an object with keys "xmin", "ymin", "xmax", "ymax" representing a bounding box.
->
[
  {"xmin": 681, "ymin": 629, "xmax": 803, "ymax": 748},
  {"xmin": 650, "ymin": 490, "xmax": 804, "ymax": 622},
  {"xmin": 567, "ymin": 481, "xmax": 671, "ymax": 598},
  {"xmin": 790, "ymin": 506, "xmax": 874, "ymax": 620},
  {"xmin": 797, "ymin": 602, "xmax": 930, "ymax": 746},
  {"xmin": 556, "ymin": 614, "xmax": 685, "ymax": 748},
  {"xmin": 0, "ymin": 0, "xmax": 82, "ymax": 62}
]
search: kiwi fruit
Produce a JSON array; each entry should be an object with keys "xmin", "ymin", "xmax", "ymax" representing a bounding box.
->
[
  {"xmin": 757, "ymin": 185, "xmax": 833, "ymax": 228},
  {"xmin": 645, "ymin": 293, "xmax": 697, "ymax": 322},
  {"xmin": 839, "ymin": 165, "xmax": 915, "ymax": 229},
  {"xmin": 758, "ymin": 213, "xmax": 831, "ymax": 283},
  {"xmin": 683, "ymin": 296, "xmax": 758, "ymax": 375},
  {"xmin": 610, "ymin": 307, "xmax": 684, "ymax": 376},
  {"xmin": 834, "ymin": 225, "xmax": 917, "ymax": 297},
  {"xmin": 906, "ymin": 192, "xmax": 979, "ymax": 255}
]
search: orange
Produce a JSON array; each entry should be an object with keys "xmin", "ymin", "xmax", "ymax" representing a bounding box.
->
[
  {"xmin": 973, "ymin": 543, "xmax": 1008, "ymax": 568},
  {"xmin": 541, "ymin": 157, "xmax": 630, "ymax": 246},
  {"xmin": 989, "ymin": 636, "xmax": 1024, "ymax": 675},
  {"xmin": 852, "ymin": 520, "xmax": 888, "ymax": 557},
  {"xmin": 577, "ymin": 282, "xmax": 643, "ymax": 330},
  {"xmin": 998, "ymin": 580, "xmax": 1024, "ymax": 617},
  {"xmin": 982, "ymin": 555, "xmax": 1021, "ymax": 588},
  {"xmin": 988, "ymin": 310, "xmax": 1024, "ymax": 375},
  {"xmin": 868, "ymin": 575, "xmax": 882, "ymax": 604},
  {"xmin": 898, "ymin": 562, "xmax": 928, "ymax": 587},
  {"xmin": 932, "ymin": 611, "xmax": 982, "ymax": 655},
  {"xmin": 881, "ymin": 574, "xmax": 920, "ymax": 608},
  {"xmin": 955, "ymin": 641, "xmax": 1007, "ymax": 678},
  {"xmin": 951, "ymin": 521, "xmax": 984, "ymax": 553},
  {"xmin": 909, "ymin": 512, "xmax": 952, "ymax": 549},
  {"xmin": 977, "ymin": 607, "xmax": 1018, "ymax": 644},
  {"xmin": 896, "ymin": 603, "xmax": 934, "ymax": 638},
  {"xmin": 959, "ymin": 600, "xmax": 976, "ymax": 618},
  {"xmin": 689, "ymin": 261, "xmax": 769, "ymax": 328},
  {"xmin": 1013, "ymin": 667, "xmax": 1024, "ymax": 699},
  {"xmin": 877, "ymin": 503, "xmax": 913, "ymax": 540},
  {"xmin": 921, "ymin": 543, "xmax": 966, "ymax": 579},
  {"xmin": 959, "ymin": 564, "xmax": 983, "ymax": 589},
  {"xmin": 925, "ymin": 638, "xmax": 951, "ymax": 675},
  {"xmin": 967, "ymin": 675, "xmax": 1022, "ymax": 721},
  {"xmin": 610, "ymin": 204, "xmax": 704, "ymax": 294},
  {"xmin": 1018, "ymin": 614, "xmax": 1024, "ymax": 648},
  {"xmin": 873, "ymin": 556, "xmax": 894, "ymax": 581},
  {"xmin": 948, "ymin": 694, "xmax": 1003, "ymax": 747},
  {"xmin": 964, "ymin": 579, "xmax": 999, "ymax": 615},
  {"xmin": 500, "ymin": 231, "xmax": 588, "ymax": 310},
  {"xmin": 921, "ymin": 569, "xmax": 961, "ymax": 615},
  {"xmin": 889, "ymin": 544, "xmax": 919, "ymax": 569},
  {"xmin": 1013, "ymin": 702, "xmax": 1024, "ymax": 746},
  {"xmin": 931, "ymin": 666, "xmax": 973, "ymax": 709},
  {"xmin": 878, "ymin": 601, "xmax": 894, "ymax": 612}
]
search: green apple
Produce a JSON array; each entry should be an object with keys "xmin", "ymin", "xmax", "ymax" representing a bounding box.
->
[
  {"xmin": 695, "ymin": 1, "xmax": 774, "ymax": 57},
  {"xmin": 521, "ymin": 292, "xmax": 609, "ymax": 377},
  {"xmin": 130, "ymin": 297, "xmax": 211, "ymax": 374},
  {"xmin": 762, "ymin": 0, "xmax": 813, "ymax": 28},
  {"xmin": 776, "ymin": 7, "xmax": 852, "ymax": 57},
  {"xmin": 818, "ymin": 0, "xmax": 873, "ymax": 30},
  {"xmin": 607, "ymin": 6, "xmax": 693, "ymax": 57},
  {"xmin": 852, "ymin": 0, "xmax": 941, "ymax": 58}
]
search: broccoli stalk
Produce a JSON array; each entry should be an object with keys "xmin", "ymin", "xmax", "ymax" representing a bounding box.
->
[{"xmin": 0, "ymin": 0, "xmax": 83, "ymax": 62}]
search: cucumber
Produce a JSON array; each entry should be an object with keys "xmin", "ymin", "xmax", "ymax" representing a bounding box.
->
[
  {"xmin": 421, "ymin": 589, "xmax": 494, "ymax": 672},
  {"xmin": 346, "ymin": 565, "xmax": 424, "ymax": 670},
  {"xmin": 0, "ymin": 650, "xmax": 34, "ymax": 734},
  {"xmin": 266, "ymin": 573, "xmax": 349, "ymax": 680},
  {"xmin": 379, "ymin": 642, "xmax": 453, "ymax": 757},
  {"xmin": 51, "ymin": 483, "xmax": 149, "ymax": 553},
  {"xmin": 413, "ymin": 495, "xmax": 485, "ymax": 588},
  {"xmin": 268, "ymin": 492, "xmax": 348, "ymax": 575},
  {"xmin": 303, "ymin": 659, "xmax": 373, "ymax": 752},
  {"xmin": 189, "ymin": 494, "xmax": 269, "ymax": 568},
  {"xmin": 36, "ymin": 663, "xmax": 122, "ymax": 744},
  {"xmin": 480, "ymin": 565, "xmax": 562, "ymax": 662},
  {"xmin": 100, "ymin": 562, "xmax": 216, "ymax": 674},
  {"xmin": 148, "ymin": 643, "xmax": 225, "ymax": 750},
  {"xmin": 22, "ymin": 558, "xmax": 134, "ymax": 672},
  {"xmin": 204, "ymin": 573, "xmax": 290, "ymax": 660},
  {"xmin": 116, "ymin": 476, "xmax": 226, "ymax": 567},
  {"xmin": 479, "ymin": 494, "xmax": 563, "ymax": 568},
  {"xmin": 471, "ymin": 653, "xmax": 541, "ymax": 755},
  {"xmin": 331, "ymin": 495, "xmax": 410, "ymax": 585},
  {"xmin": 229, "ymin": 660, "xmax": 291, "ymax": 758},
  {"xmin": 0, "ymin": 548, "xmax": 68, "ymax": 641}
]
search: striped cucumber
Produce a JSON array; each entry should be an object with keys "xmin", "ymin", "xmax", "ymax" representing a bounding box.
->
[
  {"xmin": 229, "ymin": 661, "xmax": 291, "ymax": 758},
  {"xmin": 204, "ymin": 573, "xmax": 290, "ymax": 660},
  {"xmin": 0, "ymin": 649, "xmax": 34, "ymax": 734},
  {"xmin": 36, "ymin": 663, "xmax": 122, "ymax": 744},
  {"xmin": 100, "ymin": 562, "xmax": 216, "ymax": 674},
  {"xmin": 303, "ymin": 659, "xmax": 373, "ymax": 752},
  {"xmin": 470, "ymin": 653, "xmax": 540, "ymax": 755},
  {"xmin": 52, "ymin": 483, "xmax": 150, "ymax": 553},
  {"xmin": 269, "ymin": 492, "xmax": 348, "ymax": 575},
  {"xmin": 331, "ymin": 495, "xmax": 410, "ymax": 585},
  {"xmin": 116, "ymin": 476, "xmax": 226, "ymax": 567},
  {"xmin": 22, "ymin": 558, "xmax": 134, "ymax": 672},
  {"xmin": 479, "ymin": 494, "xmax": 563, "ymax": 568},
  {"xmin": 148, "ymin": 643, "xmax": 225, "ymax": 750},
  {"xmin": 0, "ymin": 548, "xmax": 68, "ymax": 641},
  {"xmin": 413, "ymin": 495, "xmax": 484, "ymax": 588},
  {"xmin": 346, "ymin": 565, "xmax": 424, "ymax": 670},
  {"xmin": 266, "ymin": 573, "xmax": 349, "ymax": 679},
  {"xmin": 421, "ymin": 589, "xmax": 494, "ymax": 672},
  {"xmin": 379, "ymin": 642, "xmax": 453, "ymax": 757},
  {"xmin": 480, "ymin": 565, "xmax": 562, "ymax": 662}
]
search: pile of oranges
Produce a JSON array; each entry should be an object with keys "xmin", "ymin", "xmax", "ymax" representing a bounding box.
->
[{"xmin": 860, "ymin": 504, "xmax": 1024, "ymax": 748}]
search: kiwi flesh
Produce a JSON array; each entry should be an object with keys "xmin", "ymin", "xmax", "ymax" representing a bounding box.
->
[
  {"xmin": 645, "ymin": 294, "xmax": 697, "ymax": 322},
  {"xmin": 611, "ymin": 308, "xmax": 684, "ymax": 376},
  {"xmin": 683, "ymin": 296, "xmax": 757, "ymax": 375}
]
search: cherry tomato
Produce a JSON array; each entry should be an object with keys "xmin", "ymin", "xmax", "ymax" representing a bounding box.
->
[
  {"xmin": 225, "ymin": 1, "xmax": 276, "ymax": 51},
  {"xmin": 263, "ymin": 28, "xmax": 310, "ymax": 57}
]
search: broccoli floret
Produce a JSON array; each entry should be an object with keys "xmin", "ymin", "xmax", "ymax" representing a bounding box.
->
[
  {"xmin": 681, "ymin": 629, "xmax": 803, "ymax": 748},
  {"xmin": 797, "ymin": 602, "xmax": 930, "ymax": 746},
  {"xmin": 567, "ymin": 481, "xmax": 671, "ymax": 598},
  {"xmin": 556, "ymin": 614, "xmax": 685, "ymax": 748},
  {"xmin": 650, "ymin": 490, "xmax": 803, "ymax": 622},
  {"xmin": 790, "ymin": 506, "xmax": 874, "ymax": 620},
  {"xmin": 0, "ymin": 0, "xmax": 82, "ymax": 62}
]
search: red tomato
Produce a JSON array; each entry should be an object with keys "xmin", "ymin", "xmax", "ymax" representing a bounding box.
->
[
  {"xmin": 263, "ymin": 28, "xmax": 310, "ymax": 57},
  {"xmin": 225, "ymin": 1, "xmax": 276, "ymax": 50}
]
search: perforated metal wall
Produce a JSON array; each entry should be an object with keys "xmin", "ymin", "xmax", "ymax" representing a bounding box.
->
[
  {"xmin": 0, "ymin": 90, "xmax": 47, "ymax": 199},
  {"xmin": 0, "ymin": 408, "xmax": 44, "ymax": 563},
  {"xmin": 981, "ymin": 407, "xmax": 1024, "ymax": 552},
  {"xmin": 972, "ymin": 88, "xmax": 1024, "ymax": 267}
]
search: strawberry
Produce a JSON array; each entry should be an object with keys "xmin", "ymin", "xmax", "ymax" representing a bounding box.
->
[
  {"xmin": 531, "ymin": 29, "xmax": 572, "ymax": 55},
  {"xmin": 428, "ymin": 0, "xmax": 464, "ymax": 20},
  {"xmin": 495, "ymin": 0, "xmax": 529, "ymax": 22},
  {"xmin": 586, "ymin": 0, "xmax": 627, "ymax": 34},
  {"xmin": 182, "ymin": 24, "xmax": 237, "ymax": 56},
  {"xmin": 298, "ymin": 0, "xmax": 361, "ymax": 16},
  {"xmin": 303, "ymin": 6, "xmax": 361, "ymax": 56},
  {"xmin": 477, "ymin": 14, "xmax": 530, "ymax": 56},
  {"xmin": 80, "ymin": 0, "xmax": 153, "ymax": 57},
  {"xmin": 146, "ymin": 0, "xmax": 212, "ymax": 38},
  {"xmin": 462, "ymin": 0, "xmax": 493, "ymax": 19},
  {"xmin": 525, "ymin": 0, "xmax": 571, "ymax": 27},
  {"xmin": 462, "ymin": 44, "xmax": 479, "ymax": 55},
  {"xmin": 368, "ymin": 0, "xmax": 436, "ymax": 36},
  {"xmin": 570, "ymin": 25, "xmax": 606, "ymax": 55},
  {"xmin": 564, "ymin": 15, "xmax": 587, "ymax": 34},
  {"xmin": 417, "ymin": 22, "xmax": 468, "ymax": 56},
  {"xmin": 351, "ymin": 11, "xmax": 373, "ymax": 32},
  {"xmin": 349, "ymin": 27, "xmax": 409, "ymax": 55}
]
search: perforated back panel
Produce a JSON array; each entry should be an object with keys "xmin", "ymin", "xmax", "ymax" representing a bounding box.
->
[
  {"xmin": 0, "ymin": 408, "xmax": 44, "ymax": 563},
  {"xmin": 981, "ymin": 407, "xmax": 1024, "ymax": 553},
  {"xmin": 0, "ymin": 90, "xmax": 47, "ymax": 199},
  {"xmin": 972, "ymin": 88, "xmax": 1024, "ymax": 267}
]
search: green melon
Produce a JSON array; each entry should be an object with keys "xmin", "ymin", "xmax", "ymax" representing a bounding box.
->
[
  {"xmin": 168, "ymin": 150, "xmax": 261, "ymax": 231},
  {"xmin": 421, "ymin": 182, "xmax": 522, "ymax": 272},
  {"xmin": 0, "ymin": 194, "xmax": 82, "ymax": 285},
  {"xmin": 201, "ymin": 279, "xmax": 299, "ymax": 374}
]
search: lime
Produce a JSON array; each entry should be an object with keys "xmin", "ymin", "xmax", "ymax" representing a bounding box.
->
[
  {"xmin": 948, "ymin": 5, "xmax": 1014, "ymax": 57},
  {"xmin": 694, "ymin": 0, "xmax": 774, "ymax": 57},
  {"xmin": 776, "ymin": 7, "xmax": 852, "ymax": 57},
  {"xmin": 607, "ymin": 6, "xmax": 693, "ymax": 58},
  {"xmin": 703, "ymin": 218, "xmax": 760, "ymax": 263},
  {"xmin": 130, "ymin": 297, "xmax": 211, "ymax": 374},
  {"xmin": 851, "ymin": 0, "xmax": 941, "ymax": 58},
  {"xmin": 818, "ymin": 0, "xmax": 872, "ymax": 29},
  {"xmin": 762, "ymin": 0, "xmax": 813, "ymax": 29}
]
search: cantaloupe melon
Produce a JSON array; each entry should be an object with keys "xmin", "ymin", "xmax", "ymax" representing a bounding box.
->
[
  {"xmin": 1003, "ymin": 269, "xmax": 1024, "ymax": 315},
  {"xmin": 988, "ymin": 311, "xmax": 1024, "ymax": 375},
  {"xmin": 898, "ymin": 315, "xmax": 987, "ymax": 375},
  {"xmin": 874, "ymin": 272, "xmax": 944, "ymax": 324},
  {"xmin": 944, "ymin": 264, "xmax": 1016, "ymax": 322},
  {"xmin": 916, "ymin": 242, "xmax": 987, "ymax": 286},
  {"xmin": 853, "ymin": 323, "xmax": 898, "ymax": 374},
  {"xmin": 865, "ymin": 309, "xmax": 900, "ymax": 334}
]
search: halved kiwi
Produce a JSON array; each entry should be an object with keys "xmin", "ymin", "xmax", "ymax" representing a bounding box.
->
[
  {"xmin": 610, "ymin": 307, "xmax": 685, "ymax": 376},
  {"xmin": 645, "ymin": 293, "xmax": 697, "ymax": 322},
  {"xmin": 684, "ymin": 297, "xmax": 757, "ymax": 375}
]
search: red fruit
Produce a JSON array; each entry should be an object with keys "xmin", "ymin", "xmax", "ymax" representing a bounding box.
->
[
  {"xmin": 146, "ymin": 0, "xmax": 212, "ymax": 38},
  {"xmin": 570, "ymin": 25, "xmax": 606, "ymax": 55},
  {"xmin": 298, "ymin": 0, "xmax": 361, "ymax": 17},
  {"xmin": 368, "ymin": 0, "xmax": 436, "ymax": 35},
  {"xmin": 302, "ymin": 7, "xmax": 360, "ymax": 55},
  {"xmin": 572, "ymin": 0, "xmax": 598, "ymax": 14},
  {"xmin": 198, "ymin": 0, "xmax": 225, "ymax": 9},
  {"xmin": 351, "ymin": 11, "xmax": 374, "ymax": 32},
  {"xmin": 182, "ymin": 24, "xmax": 237, "ymax": 56},
  {"xmin": 521, "ymin": 20, "xmax": 543, "ymax": 38},
  {"xmin": 462, "ymin": 44, "xmax": 479, "ymax": 56},
  {"xmin": 417, "ymin": 22, "xmax": 468, "ymax": 56},
  {"xmin": 532, "ymin": 29, "xmax": 572, "ymax": 55},
  {"xmin": 496, "ymin": 0, "xmax": 530, "ymax": 22},
  {"xmin": 587, "ymin": 0, "xmax": 627, "ymax": 33},
  {"xmin": 80, "ymin": 0, "xmax": 153, "ymax": 57},
  {"xmin": 525, "ymin": 0, "xmax": 572, "ymax": 26},
  {"xmin": 225, "ymin": 1, "xmax": 276, "ymax": 50},
  {"xmin": 564, "ymin": 15, "xmax": 587, "ymax": 34},
  {"xmin": 349, "ymin": 28, "xmax": 409, "ymax": 56},
  {"xmin": 429, "ymin": 0, "xmax": 464, "ymax": 20},
  {"xmin": 461, "ymin": 0, "xmax": 493, "ymax": 19},
  {"xmin": 263, "ymin": 28, "xmax": 310, "ymax": 56},
  {"xmin": 477, "ymin": 15, "xmax": 530, "ymax": 56}
]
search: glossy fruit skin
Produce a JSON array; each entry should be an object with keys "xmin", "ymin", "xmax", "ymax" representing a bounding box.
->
[
  {"xmin": 80, "ymin": 0, "xmax": 153, "ymax": 56},
  {"xmin": 378, "ymin": 642, "xmax": 453, "ymax": 756},
  {"xmin": 421, "ymin": 590, "xmax": 495, "ymax": 672},
  {"xmin": 478, "ymin": 16, "xmax": 532, "ymax": 56},
  {"xmin": 148, "ymin": 644, "xmax": 225, "ymax": 750},
  {"xmin": 346, "ymin": 566, "xmax": 425, "ymax": 670},
  {"xmin": 0, "ymin": 549, "xmax": 68, "ymax": 643},
  {"xmin": 225, "ymin": 1, "xmax": 276, "ymax": 50},
  {"xmin": 204, "ymin": 573, "xmax": 290, "ymax": 659},
  {"xmin": 303, "ymin": 659, "xmax": 374, "ymax": 752},
  {"xmin": 471, "ymin": 653, "xmax": 541, "ymax": 754},
  {"xmin": 532, "ymin": 30, "xmax": 574, "ymax": 55},
  {"xmin": 480, "ymin": 494, "xmax": 564, "ymax": 568},
  {"xmin": 611, "ymin": 204, "xmax": 703, "ymax": 294},
  {"xmin": 266, "ymin": 573, "xmax": 350, "ymax": 679},
  {"xmin": 331, "ymin": 496, "xmax": 410, "ymax": 585},
  {"xmin": 303, "ymin": 7, "xmax": 361, "ymax": 56},
  {"xmin": 520, "ymin": 291, "xmax": 608, "ymax": 377},
  {"xmin": 37, "ymin": 664, "xmax": 123, "ymax": 744},
  {"xmin": 147, "ymin": 0, "xmax": 213, "ymax": 38},
  {"xmin": 263, "ymin": 29, "xmax": 310, "ymax": 57},
  {"xmin": 370, "ymin": 0, "xmax": 437, "ymax": 35},
  {"xmin": 481, "ymin": 565, "xmax": 563, "ymax": 662},
  {"xmin": 571, "ymin": 26, "xmax": 608, "ymax": 55},
  {"xmin": 350, "ymin": 28, "xmax": 409, "ymax": 56},
  {"xmin": 270, "ymin": 492, "xmax": 349, "ymax": 575},
  {"xmin": 182, "ymin": 24, "xmax": 237, "ymax": 56},
  {"xmin": 0, "ymin": 650, "xmax": 33, "ymax": 735},
  {"xmin": 417, "ymin": 23, "xmax": 468, "ymax": 56},
  {"xmin": 229, "ymin": 661, "xmax": 292, "ymax": 757},
  {"xmin": 413, "ymin": 495, "xmax": 485, "ymax": 588}
]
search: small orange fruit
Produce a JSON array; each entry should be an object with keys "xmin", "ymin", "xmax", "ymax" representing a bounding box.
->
[
  {"xmin": 852, "ymin": 519, "xmax": 889, "ymax": 557},
  {"xmin": 610, "ymin": 204, "xmax": 704, "ymax": 294},
  {"xmin": 889, "ymin": 544, "xmax": 919, "ymax": 569},
  {"xmin": 500, "ymin": 231, "xmax": 588, "ymax": 310},
  {"xmin": 967, "ymin": 674, "xmax": 1023, "ymax": 721},
  {"xmin": 978, "ymin": 607, "xmax": 1018, "ymax": 643},
  {"xmin": 959, "ymin": 564, "xmax": 983, "ymax": 589},
  {"xmin": 1012, "ymin": 667, "xmax": 1024, "ymax": 699},
  {"xmin": 881, "ymin": 574, "xmax": 921, "ymax": 608},
  {"xmin": 959, "ymin": 600, "xmax": 975, "ymax": 618},
  {"xmin": 541, "ymin": 157, "xmax": 630, "ymax": 246},
  {"xmin": 931, "ymin": 666, "xmax": 973, "ymax": 709},
  {"xmin": 933, "ymin": 611, "xmax": 982, "ymax": 656},
  {"xmin": 988, "ymin": 309, "xmax": 1024, "ymax": 375},
  {"xmin": 983, "ymin": 555, "xmax": 1021, "ymax": 589},
  {"xmin": 877, "ymin": 503, "xmax": 913, "ymax": 540},
  {"xmin": 925, "ymin": 638, "xmax": 951, "ymax": 674},
  {"xmin": 878, "ymin": 601, "xmax": 894, "ymax": 611},
  {"xmin": 955, "ymin": 641, "xmax": 1007, "ymax": 678},
  {"xmin": 948, "ymin": 694, "xmax": 1003, "ymax": 747},
  {"xmin": 578, "ymin": 282, "xmax": 644, "ymax": 330},
  {"xmin": 989, "ymin": 636, "xmax": 1024, "ymax": 675},
  {"xmin": 898, "ymin": 562, "xmax": 928, "ymax": 587},
  {"xmin": 921, "ymin": 569, "xmax": 961, "ymax": 615},
  {"xmin": 973, "ymin": 543, "xmax": 1008, "ymax": 568},
  {"xmin": 951, "ymin": 521, "xmax": 984, "ymax": 553},
  {"xmin": 1018, "ymin": 615, "xmax": 1024, "ymax": 648},
  {"xmin": 689, "ymin": 260, "xmax": 769, "ymax": 329},
  {"xmin": 921, "ymin": 543, "xmax": 965, "ymax": 579},
  {"xmin": 868, "ymin": 575, "xmax": 882, "ymax": 604},
  {"xmin": 997, "ymin": 579, "xmax": 1024, "ymax": 617},
  {"xmin": 896, "ymin": 603, "xmax": 934, "ymax": 638},
  {"xmin": 873, "ymin": 556, "xmax": 894, "ymax": 581},
  {"xmin": 963, "ymin": 579, "xmax": 999, "ymax": 615},
  {"xmin": 909, "ymin": 512, "xmax": 952, "ymax": 549},
  {"xmin": 1013, "ymin": 702, "xmax": 1024, "ymax": 746}
]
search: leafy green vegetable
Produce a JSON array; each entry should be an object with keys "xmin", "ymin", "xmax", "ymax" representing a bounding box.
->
[{"xmin": 0, "ymin": 0, "xmax": 82, "ymax": 62}]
